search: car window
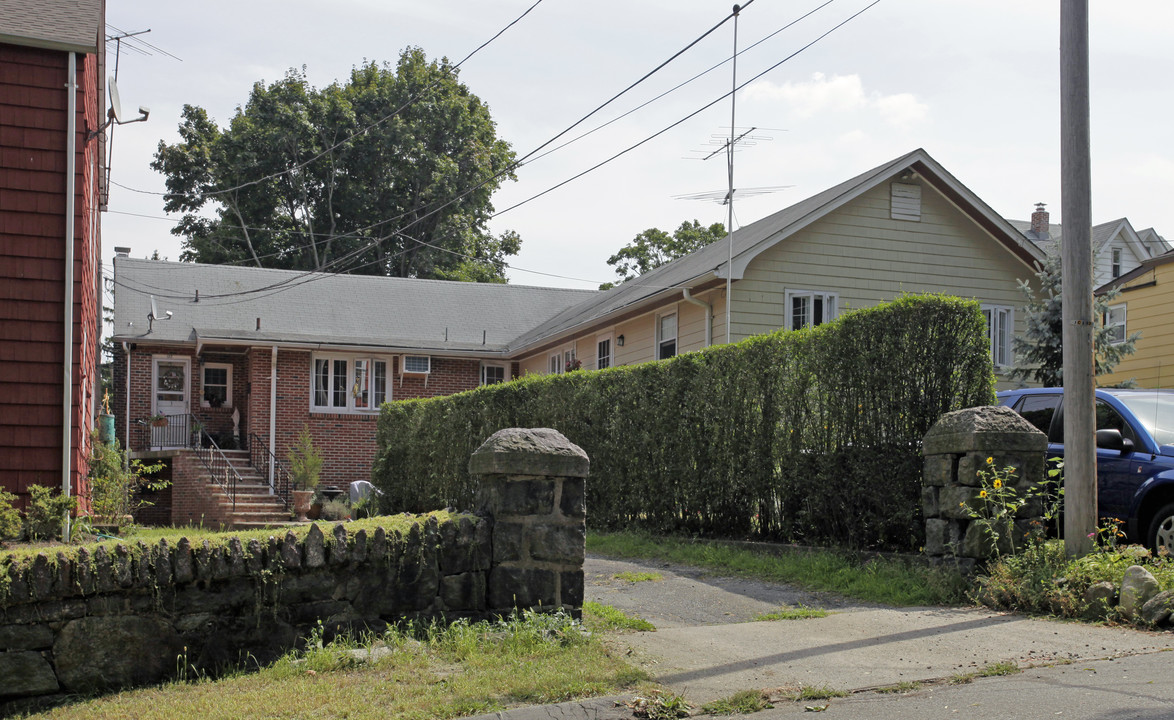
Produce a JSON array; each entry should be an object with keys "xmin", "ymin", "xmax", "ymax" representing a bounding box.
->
[
  {"xmin": 1096, "ymin": 400, "xmax": 1137, "ymax": 443},
  {"xmin": 1016, "ymin": 394, "xmax": 1061, "ymax": 436}
]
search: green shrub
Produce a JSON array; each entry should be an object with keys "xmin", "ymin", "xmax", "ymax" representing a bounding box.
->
[
  {"xmin": 288, "ymin": 425, "xmax": 323, "ymax": 491},
  {"xmin": 24, "ymin": 484, "xmax": 78, "ymax": 542},
  {"xmin": 373, "ymin": 294, "xmax": 994, "ymax": 551},
  {"xmin": 86, "ymin": 432, "xmax": 167, "ymax": 526},
  {"xmin": 0, "ymin": 490, "xmax": 21, "ymax": 542}
]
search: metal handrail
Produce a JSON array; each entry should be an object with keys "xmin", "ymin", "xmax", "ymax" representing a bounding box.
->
[
  {"xmin": 248, "ymin": 432, "xmax": 294, "ymax": 511},
  {"xmin": 190, "ymin": 423, "xmax": 245, "ymax": 515}
]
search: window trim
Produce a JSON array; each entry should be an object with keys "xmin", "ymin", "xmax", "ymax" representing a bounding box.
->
[
  {"xmin": 1105, "ymin": 303, "xmax": 1127, "ymax": 345},
  {"xmin": 309, "ymin": 353, "xmax": 390, "ymax": 414},
  {"xmin": 656, "ymin": 311, "xmax": 678, "ymax": 361},
  {"xmin": 201, "ymin": 362, "xmax": 233, "ymax": 408},
  {"xmin": 481, "ymin": 362, "xmax": 508, "ymax": 386},
  {"xmin": 784, "ymin": 289, "xmax": 838, "ymax": 331},
  {"xmin": 596, "ymin": 333, "xmax": 614, "ymax": 370},
  {"xmin": 981, "ymin": 304, "xmax": 1014, "ymax": 368},
  {"xmin": 1111, "ymin": 247, "xmax": 1123, "ymax": 278}
]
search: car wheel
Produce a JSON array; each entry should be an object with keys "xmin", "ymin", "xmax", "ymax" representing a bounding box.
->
[{"xmin": 1147, "ymin": 503, "xmax": 1174, "ymax": 554}]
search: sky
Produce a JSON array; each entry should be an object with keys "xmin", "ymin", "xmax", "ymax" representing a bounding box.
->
[{"xmin": 100, "ymin": 0, "xmax": 1174, "ymax": 294}]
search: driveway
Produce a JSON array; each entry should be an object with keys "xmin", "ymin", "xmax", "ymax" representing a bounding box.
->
[{"xmin": 585, "ymin": 555, "xmax": 1174, "ymax": 709}]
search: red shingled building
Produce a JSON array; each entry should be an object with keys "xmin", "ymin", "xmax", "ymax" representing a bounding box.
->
[{"xmin": 0, "ymin": 0, "xmax": 106, "ymax": 512}]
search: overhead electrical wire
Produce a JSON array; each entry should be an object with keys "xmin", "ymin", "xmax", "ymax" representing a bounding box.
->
[{"xmin": 112, "ymin": 1, "xmax": 878, "ymax": 303}]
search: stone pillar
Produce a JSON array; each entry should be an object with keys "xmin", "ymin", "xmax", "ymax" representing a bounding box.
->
[
  {"xmin": 922, "ymin": 405, "xmax": 1048, "ymax": 568},
  {"xmin": 469, "ymin": 428, "xmax": 588, "ymax": 618}
]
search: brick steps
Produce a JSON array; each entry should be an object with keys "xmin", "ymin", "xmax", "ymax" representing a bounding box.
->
[{"xmin": 195, "ymin": 449, "xmax": 293, "ymax": 528}]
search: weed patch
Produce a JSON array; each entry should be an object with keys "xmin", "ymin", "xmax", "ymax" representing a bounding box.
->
[
  {"xmin": 613, "ymin": 571, "xmax": 662, "ymax": 583},
  {"xmin": 701, "ymin": 689, "xmax": 774, "ymax": 714},
  {"xmin": 583, "ymin": 602, "xmax": 656, "ymax": 632},
  {"xmin": 754, "ymin": 605, "xmax": 828, "ymax": 621}
]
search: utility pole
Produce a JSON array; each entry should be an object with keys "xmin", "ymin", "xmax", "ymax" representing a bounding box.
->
[{"xmin": 1061, "ymin": 0, "xmax": 1096, "ymax": 557}]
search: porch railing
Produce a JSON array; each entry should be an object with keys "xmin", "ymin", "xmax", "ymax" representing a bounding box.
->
[
  {"xmin": 249, "ymin": 432, "xmax": 294, "ymax": 512},
  {"xmin": 191, "ymin": 430, "xmax": 243, "ymax": 515},
  {"xmin": 132, "ymin": 413, "xmax": 243, "ymax": 513}
]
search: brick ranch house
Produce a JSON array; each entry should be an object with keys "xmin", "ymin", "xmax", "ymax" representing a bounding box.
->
[
  {"xmin": 113, "ymin": 148, "xmax": 1055, "ymax": 527},
  {"xmin": 0, "ymin": 0, "xmax": 106, "ymax": 512}
]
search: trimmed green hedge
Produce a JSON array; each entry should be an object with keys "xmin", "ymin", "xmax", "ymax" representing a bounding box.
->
[{"xmin": 374, "ymin": 294, "xmax": 995, "ymax": 550}]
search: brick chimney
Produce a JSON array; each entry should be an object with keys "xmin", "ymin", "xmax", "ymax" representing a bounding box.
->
[{"xmin": 1030, "ymin": 203, "xmax": 1049, "ymax": 237}]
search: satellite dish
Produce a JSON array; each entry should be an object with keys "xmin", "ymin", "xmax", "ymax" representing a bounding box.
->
[
  {"xmin": 108, "ymin": 77, "xmax": 123, "ymax": 123},
  {"xmin": 149, "ymin": 295, "xmax": 159, "ymax": 320}
]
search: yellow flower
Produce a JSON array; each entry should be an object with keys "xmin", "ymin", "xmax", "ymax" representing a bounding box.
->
[
  {"xmin": 993, "ymin": 478, "xmax": 1002, "ymax": 489},
  {"xmin": 959, "ymin": 502, "xmax": 966, "ymax": 507},
  {"xmin": 986, "ymin": 456, "xmax": 994, "ymax": 465},
  {"xmin": 979, "ymin": 490, "xmax": 988, "ymax": 498}
]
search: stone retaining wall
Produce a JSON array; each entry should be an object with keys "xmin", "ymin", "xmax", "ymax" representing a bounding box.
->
[
  {"xmin": 1, "ymin": 427, "xmax": 589, "ymax": 711},
  {"xmin": 921, "ymin": 405, "xmax": 1048, "ymax": 569}
]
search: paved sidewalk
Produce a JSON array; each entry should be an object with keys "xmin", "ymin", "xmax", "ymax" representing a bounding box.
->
[{"xmin": 473, "ymin": 555, "xmax": 1174, "ymax": 719}]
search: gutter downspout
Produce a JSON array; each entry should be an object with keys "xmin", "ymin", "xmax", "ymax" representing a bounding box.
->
[
  {"xmin": 268, "ymin": 346, "xmax": 277, "ymax": 494},
  {"xmin": 681, "ymin": 288, "xmax": 712, "ymax": 348},
  {"xmin": 62, "ymin": 51, "xmax": 77, "ymax": 536},
  {"xmin": 121, "ymin": 341, "xmax": 131, "ymax": 467}
]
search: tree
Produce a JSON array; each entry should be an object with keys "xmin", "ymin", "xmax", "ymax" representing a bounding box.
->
[
  {"xmin": 152, "ymin": 49, "xmax": 520, "ymax": 281},
  {"xmin": 1010, "ymin": 254, "xmax": 1139, "ymax": 386},
  {"xmin": 600, "ymin": 220, "xmax": 726, "ymax": 289}
]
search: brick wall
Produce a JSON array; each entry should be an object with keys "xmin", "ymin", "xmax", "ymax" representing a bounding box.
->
[{"xmin": 118, "ymin": 345, "xmax": 486, "ymax": 493}]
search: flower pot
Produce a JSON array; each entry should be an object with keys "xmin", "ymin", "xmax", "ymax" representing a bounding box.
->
[{"xmin": 292, "ymin": 490, "xmax": 314, "ymax": 521}]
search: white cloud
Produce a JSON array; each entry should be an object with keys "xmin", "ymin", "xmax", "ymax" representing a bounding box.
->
[{"xmin": 743, "ymin": 73, "xmax": 928, "ymax": 129}]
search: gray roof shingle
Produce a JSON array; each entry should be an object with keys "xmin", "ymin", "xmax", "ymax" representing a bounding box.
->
[
  {"xmin": 113, "ymin": 258, "xmax": 598, "ymax": 355},
  {"xmin": 0, "ymin": 0, "xmax": 102, "ymax": 53}
]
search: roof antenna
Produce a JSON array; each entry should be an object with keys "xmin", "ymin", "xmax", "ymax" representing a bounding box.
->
[{"xmin": 147, "ymin": 295, "xmax": 172, "ymax": 334}]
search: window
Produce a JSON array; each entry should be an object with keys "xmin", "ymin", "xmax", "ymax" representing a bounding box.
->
[
  {"xmin": 982, "ymin": 305, "xmax": 1014, "ymax": 368},
  {"xmin": 657, "ymin": 313, "xmax": 677, "ymax": 360},
  {"xmin": 548, "ymin": 347, "xmax": 577, "ymax": 374},
  {"xmin": 312, "ymin": 355, "xmax": 388, "ymax": 412},
  {"xmin": 1104, "ymin": 304, "xmax": 1127, "ymax": 344},
  {"xmin": 481, "ymin": 364, "xmax": 507, "ymax": 385},
  {"xmin": 402, "ymin": 355, "xmax": 430, "ymax": 374},
  {"xmin": 785, "ymin": 290, "xmax": 838, "ymax": 330},
  {"xmin": 1013, "ymin": 393, "xmax": 1060, "ymax": 436},
  {"xmin": 1111, "ymin": 248, "xmax": 1123, "ymax": 278},
  {"xmin": 597, "ymin": 336, "xmax": 613, "ymax": 369},
  {"xmin": 202, "ymin": 363, "xmax": 232, "ymax": 408}
]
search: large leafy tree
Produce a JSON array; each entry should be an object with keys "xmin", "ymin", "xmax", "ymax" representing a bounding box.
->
[
  {"xmin": 1010, "ymin": 254, "xmax": 1139, "ymax": 386},
  {"xmin": 152, "ymin": 49, "xmax": 519, "ymax": 281},
  {"xmin": 600, "ymin": 220, "xmax": 726, "ymax": 289}
]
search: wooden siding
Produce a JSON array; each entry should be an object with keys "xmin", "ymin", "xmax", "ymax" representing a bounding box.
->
[
  {"xmin": 1096, "ymin": 236, "xmax": 1146, "ymax": 287},
  {"xmin": 729, "ymin": 180, "xmax": 1036, "ymax": 385},
  {"xmin": 0, "ymin": 43, "xmax": 101, "ymax": 507},
  {"xmin": 1098, "ymin": 262, "xmax": 1174, "ymax": 389}
]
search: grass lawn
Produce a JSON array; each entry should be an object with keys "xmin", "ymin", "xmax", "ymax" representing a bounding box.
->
[
  {"xmin": 19, "ymin": 612, "xmax": 646, "ymax": 720},
  {"xmin": 587, "ymin": 531, "xmax": 971, "ymax": 607}
]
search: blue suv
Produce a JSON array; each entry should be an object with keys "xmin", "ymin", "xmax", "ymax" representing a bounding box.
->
[{"xmin": 997, "ymin": 388, "xmax": 1174, "ymax": 551}]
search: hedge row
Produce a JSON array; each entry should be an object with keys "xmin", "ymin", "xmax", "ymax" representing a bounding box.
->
[{"xmin": 373, "ymin": 294, "xmax": 996, "ymax": 551}]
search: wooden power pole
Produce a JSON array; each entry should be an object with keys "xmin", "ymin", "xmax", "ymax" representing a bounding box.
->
[{"xmin": 1061, "ymin": 0, "xmax": 1096, "ymax": 557}]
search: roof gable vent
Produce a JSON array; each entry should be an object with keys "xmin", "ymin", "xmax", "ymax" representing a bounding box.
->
[{"xmin": 891, "ymin": 182, "xmax": 921, "ymax": 222}]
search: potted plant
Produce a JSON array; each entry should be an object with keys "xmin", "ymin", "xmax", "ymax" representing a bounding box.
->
[
  {"xmin": 287, "ymin": 425, "xmax": 323, "ymax": 521},
  {"xmin": 148, "ymin": 414, "xmax": 168, "ymax": 428}
]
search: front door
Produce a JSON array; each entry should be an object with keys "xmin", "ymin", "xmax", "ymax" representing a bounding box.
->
[{"xmin": 152, "ymin": 357, "xmax": 190, "ymax": 448}]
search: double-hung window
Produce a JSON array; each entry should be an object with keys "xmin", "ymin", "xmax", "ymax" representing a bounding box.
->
[
  {"xmin": 657, "ymin": 313, "xmax": 677, "ymax": 360},
  {"xmin": 785, "ymin": 290, "xmax": 838, "ymax": 330},
  {"xmin": 481, "ymin": 364, "xmax": 507, "ymax": 385},
  {"xmin": 1111, "ymin": 248, "xmax": 1123, "ymax": 279},
  {"xmin": 597, "ymin": 336, "xmax": 613, "ymax": 369},
  {"xmin": 982, "ymin": 305, "xmax": 1014, "ymax": 368},
  {"xmin": 202, "ymin": 363, "xmax": 232, "ymax": 408},
  {"xmin": 1104, "ymin": 304, "xmax": 1127, "ymax": 345},
  {"xmin": 312, "ymin": 355, "xmax": 388, "ymax": 412}
]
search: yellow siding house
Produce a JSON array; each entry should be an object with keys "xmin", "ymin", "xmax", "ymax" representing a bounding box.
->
[
  {"xmin": 1097, "ymin": 250, "xmax": 1174, "ymax": 388},
  {"xmin": 508, "ymin": 148, "xmax": 1047, "ymax": 386}
]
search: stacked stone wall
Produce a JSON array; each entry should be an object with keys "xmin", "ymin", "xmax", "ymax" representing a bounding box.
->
[{"xmin": 922, "ymin": 405, "xmax": 1048, "ymax": 569}]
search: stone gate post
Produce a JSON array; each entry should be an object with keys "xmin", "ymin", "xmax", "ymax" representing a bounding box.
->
[
  {"xmin": 469, "ymin": 428, "xmax": 588, "ymax": 618},
  {"xmin": 922, "ymin": 405, "xmax": 1048, "ymax": 568}
]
